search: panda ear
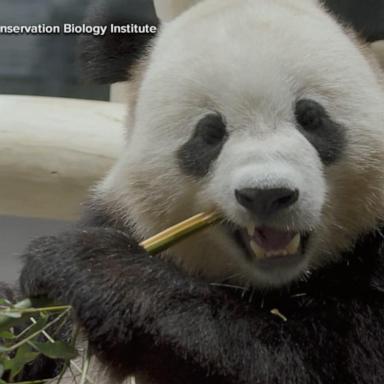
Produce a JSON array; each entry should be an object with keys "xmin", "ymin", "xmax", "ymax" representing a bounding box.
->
[
  {"xmin": 154, "ymin": 0, "xmax": 203, "ymax": 21},
  {"xmin": 323, "ymin": 0, "xmax": 384, "ymax": 42},
  {"xmin": 78, "ymin": 0, "xmax": 159, "ymax": 84}
]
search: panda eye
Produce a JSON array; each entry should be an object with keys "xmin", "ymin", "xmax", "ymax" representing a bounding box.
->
[
  {"xmin": 295, "ymin": 99, "xmax": 325, "ymax": 131},
  {"xmin": 294, "ymin": 98, "xmax": 346, "ymax": 165},
  {"xmin": 195, "ymin": 114, "xmax": 227, "ymax": 145}
]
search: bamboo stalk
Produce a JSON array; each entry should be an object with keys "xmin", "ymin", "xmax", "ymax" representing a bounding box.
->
[{"xmin": 140, "ymin": 211, "xmax": 221, "ymax": 254}]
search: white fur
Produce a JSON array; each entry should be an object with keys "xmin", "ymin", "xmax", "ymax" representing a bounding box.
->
[{"xmin": 97, "ymin": 0, "xmax": 384, "ymax": 288}]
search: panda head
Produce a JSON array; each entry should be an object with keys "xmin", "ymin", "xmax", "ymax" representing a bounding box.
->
[{"xmin": 87, "ymin": 0, "xmax": 384, "ymax": 288}]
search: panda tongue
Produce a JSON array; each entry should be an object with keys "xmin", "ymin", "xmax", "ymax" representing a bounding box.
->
[{"xmin": 252, "ymin": 228, "xmax": 296, "ymax": 251}]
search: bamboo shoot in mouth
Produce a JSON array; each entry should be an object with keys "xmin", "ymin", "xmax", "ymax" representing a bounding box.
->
[{"xmin": 140, "ymin": 211, "xmax": 221, "ymax": 254}]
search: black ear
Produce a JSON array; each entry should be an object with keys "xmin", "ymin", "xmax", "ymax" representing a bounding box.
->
[
  {"xmin": 79, "ymin": 0, "xmax": 159, "ymax": 84},
  {"xmin": 323, "ymin": 0, "xmax": 384, "ymax": 42}
]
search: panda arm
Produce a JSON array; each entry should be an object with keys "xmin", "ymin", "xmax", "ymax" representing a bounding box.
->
[{"xmin": 19, "ymin": 226, "xmax": 384, "ymax": 384}]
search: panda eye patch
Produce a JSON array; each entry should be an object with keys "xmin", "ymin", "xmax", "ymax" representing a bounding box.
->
[
  {"xmin": 177, "ymin": 113, "xmax": 228, "ymax": 177},
  {"xmin": 295, "ymin": 99, "xmax": 325, "ymax": 131},
  {"xmin": 295, "ymin": 99, "xmax": 346, "ymax": 165},
  {"xmin": 195, "ymin": 114, "xmax": 227, "ymax": 145}
]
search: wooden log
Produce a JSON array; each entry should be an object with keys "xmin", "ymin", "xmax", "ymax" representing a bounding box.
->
[
  {"xmin": 372, "ymin": 41, "xmax": 384, "ymax": 69},
  {"xmin": 154, "ymin": 0, "xmax": 199, "ymax": 20},
  {"xmin": 0, "ymin": 96, "xmax": 125, "ymax": 220}
]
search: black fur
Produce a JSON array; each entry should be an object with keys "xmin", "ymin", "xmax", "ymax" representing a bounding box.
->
[
  {"xmin": 177, "ymin": 114, "xmax": 228, "ymax": 177},
  {"xmin": 324, "ymin": 0, "xmax": 384, "ymax": 42},
  {"xmin": 17, "ymin": 203, "xmax": 384, "ymax": 384},
  {"xmin": 78, "ymin": 0, "xmax": 159, "ymax": 83},
  {"xmin": 79, "ymin": 199, "xmax": 131, "ymax": 231},
  {"xmin": 295, "ymin": 99, "xmax": 346, "ymax": 165}
]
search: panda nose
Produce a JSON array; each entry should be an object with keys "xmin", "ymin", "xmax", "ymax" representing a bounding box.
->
[{"xmin": 235, "ymin": 187, "xmax": 299, "ymax": 217}]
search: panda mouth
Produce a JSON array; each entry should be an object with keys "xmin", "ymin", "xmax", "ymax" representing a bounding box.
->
[{"xmin": 233, "ymin": 226, "xmax": 310, "ymax": 268}]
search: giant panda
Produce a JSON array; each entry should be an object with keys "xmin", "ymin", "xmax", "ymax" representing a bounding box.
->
[{"xmin": 18, "ymin": 0, "xmax": 384, "ymax": 383}]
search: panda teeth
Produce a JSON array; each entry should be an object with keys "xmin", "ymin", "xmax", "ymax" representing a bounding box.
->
[
  {"xmin": 249, "ymin": 234, "xmax": 301, "ymax": 259},
  {"xmin": 266, "ymin": 250, "xmax": 289, "ymax": 258},
  {"xmin": 286, "ymin": 233, "xmax": 301, "ymax": 255},
  {"xmin": 249, "ymin": 240, "xmax": 266, "ymax": 259}
]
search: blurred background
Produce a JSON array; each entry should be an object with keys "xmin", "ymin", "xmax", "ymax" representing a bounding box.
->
[
  {"xmin": 0, "ymin": 0, "xmax": 109, "ymax": 100},
  {"xmin": 0, "ymin": 0, "xmax": 383, "ymax": 284}
]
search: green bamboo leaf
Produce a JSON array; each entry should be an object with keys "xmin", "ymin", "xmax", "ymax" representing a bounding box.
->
[
  {"xmin": 0, "ymin": 298, "xmax": 10, "ymax": 306},
  {"xmin": 0, "ymin": 312, "xmax": 22, "ymax": 319},
  {"xmin": 0, "ymin": 331, "xmax": 14, "ymax": 340},
  {"xmin": 0, "ymin": 315, "xmax": 30, "ymax": 335},
  {"xmin": 3, "ymin": 344, "xmax": 39, "ymax": 379},
  {"xmin": 32, "ymin": 342, "xmax": 78, "ymax": 360},
  {"xmin": 16, "ymin": 317, "xmax": 48, "ymax": 341},
  {"xmin": 0, "ymin": 299, "xmax": 34, "ymax": 330}
]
